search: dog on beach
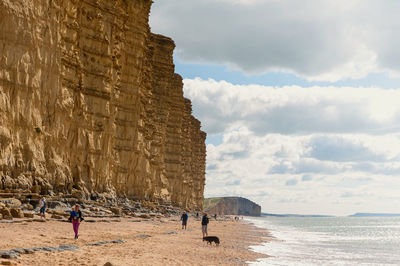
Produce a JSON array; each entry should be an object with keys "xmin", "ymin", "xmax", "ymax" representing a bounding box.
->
[{"xmin": 203, "ymin": 236, "xmax": 220, "ymax": 246}]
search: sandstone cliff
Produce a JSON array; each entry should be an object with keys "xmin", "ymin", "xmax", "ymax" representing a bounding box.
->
[
  {"xmin": 0, "ymin": 0, "xmax": 206, "ymax": 210},
  {"xmin": 204, "ymin": 197, "xmax": 261, "ymax": 216}
]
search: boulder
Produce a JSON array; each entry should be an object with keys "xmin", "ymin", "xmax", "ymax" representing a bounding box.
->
[
  {"xmin": 30, "ymin": 185, "xmax": 41, "ymax": 194},
  {"xmin": 71, "ymin": 189, "xmax": 86, "ymax": 200},
  {"xmin": 110, "ymin": 207, "xmax": 122, "ymax": 215},
  {"xmin": 122, "ymin": 209, "xmax": 131, "ymax": 215},
  {"xmin": 0, "ymin": 251, "xmax": 19, "ymax": 259},
  {"xmin": 90, "ymin": 192, "xmax": 99, "ymax": 201},
  {"xmin": 47, "ymin": 201, "xmax": 65, "ymax": 209},
  {"xmin": 58, "ymin": 244, "xmax": 79, "ymax": 251},
  {"xmin": 0, "ymin": 198, "xmax": 21, "ymax": 208},
  {"xmin": 23, "ymin": 212, "xmax": 34, "ymax": 218},
  {"xmin": 82, "ymin": 210, "xmax": 94, "ymax": 216},
  {"xmin": 0, "ymin": 208, "xmax": 12, "ymax": 219},
  {"xmin": 10, "ymin": 208, "xmax": 24, "ymax": 218},
  {"xmin": 52, "ymin": 209, "xmax": 69, "ymax": 217},
  {"xmin": 20, "ymin": 203, "xmax": 34, "ymax": 210},
  {"xmin": 51, "ymin": 214, "xmax": 63, "ymax": 219},
  {"xmin": 64, "ymin": 198, "xmax": 78, "ymax": 205},
  {"xmin": 139, "ymin": 213, "xmax": 150, "ymax": 219}
]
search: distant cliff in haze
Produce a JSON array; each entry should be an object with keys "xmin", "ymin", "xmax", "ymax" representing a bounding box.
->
[
  {"xmin": 349, "ymin": 213, "xmax": 400, "ymax": 217},
  {"xmin": 204, "ymin": 197, "xmax": 261, "ymax": 216}
]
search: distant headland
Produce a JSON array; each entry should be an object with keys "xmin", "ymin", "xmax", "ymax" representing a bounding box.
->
[
  {"xmin": 261, "ymin": 213, "xmax": 332, "ymax": 217},
  {"xmin": 204, "ymin": 197, "xmax": 261, "ymax": 216},
  {"xmin": 349, "ymin": 213, "xmax": 400, "ymax": 217}
]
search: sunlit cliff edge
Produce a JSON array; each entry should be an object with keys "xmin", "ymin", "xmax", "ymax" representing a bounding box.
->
[{"xmin": 0, "ymin": 0, "xmax": 206, "ymax": 211}]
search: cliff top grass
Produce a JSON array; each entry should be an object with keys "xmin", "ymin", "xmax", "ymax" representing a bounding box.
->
[{"xmin": 204, "ymin": 197, "xmax": 222, "ymax": 210}]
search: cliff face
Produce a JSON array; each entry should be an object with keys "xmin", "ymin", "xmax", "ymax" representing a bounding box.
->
[
  {"xmin": 204, "ymin": 197, "xmax": 261, "ymax": 216},
  {"xmin": 0, "ymin": 0, "xmax": 206, "ymax": 210}
]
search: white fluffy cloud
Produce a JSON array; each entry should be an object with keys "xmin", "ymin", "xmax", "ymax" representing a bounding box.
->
[
  {"xmin": 150, "ymin": 0, "xmax": 400, "ymax": 214},
  {"xmin": 184, "ymin": 78, "xmax": 400, "ymax": 135},
  {"xmin": 184, "ymin": 79, "xmax": 400, "ymax": 215},
  {"xmin": 150, "ymin": 0, "xmax": 400, "ymax": 81},
  {"xmin": 204, "ymin": 128, "xmax": 400, "ymax": 215}
]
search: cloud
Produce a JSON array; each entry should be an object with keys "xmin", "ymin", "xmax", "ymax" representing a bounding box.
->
[
  {"xmin": 184, "ymin": 78, "xmax": 400, "ymax": 136},
  {"xmin": 341, "ymin": 192, "xmax": 354, "ymax": 198},
  {"xmin": 150, "ymin": 0, "xmax": 400, "ymax": 81},
  {"xmin": 308, "ymin": 135, "xmax": 387, "ymax": 162},
  {"xmin": 286, "ymin": 179, "xmax": 298, "ymax": 186},
  {"xmin": 193, "ymin": 79, "xmax": 400, "ymax": 214},
  {"xmin": 204, "ymin": 129, "xmax": 400, "ymax": 214}
]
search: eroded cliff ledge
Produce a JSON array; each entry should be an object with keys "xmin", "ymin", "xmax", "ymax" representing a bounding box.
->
[{"xmin": 0, "ymin": 0, "xmax": 206, "ymax": 210}]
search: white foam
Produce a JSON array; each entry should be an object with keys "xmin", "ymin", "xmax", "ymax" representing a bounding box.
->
[{"xmin": 245, "ymin": 216, "xmax": 400, "ymax": 266}]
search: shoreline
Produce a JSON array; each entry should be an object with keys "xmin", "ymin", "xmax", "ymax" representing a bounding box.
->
[{"xmin": 0, "ymin": 216, "xmax": 271, "ymax": 265}]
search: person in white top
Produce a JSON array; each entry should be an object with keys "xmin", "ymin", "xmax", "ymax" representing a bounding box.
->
[{"xmin": 39, "ymin": 197, "xmax": 46, "ymax": 219}]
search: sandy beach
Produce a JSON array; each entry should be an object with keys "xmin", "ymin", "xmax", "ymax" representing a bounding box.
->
[{"xmin": 0, "ymin": 216, "xmax": 271, "ymax": 265}]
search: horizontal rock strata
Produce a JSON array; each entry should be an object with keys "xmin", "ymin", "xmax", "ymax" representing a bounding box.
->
[{"xmin": 0, "ymin": 0, "xmax": 206, "ymax": 210}]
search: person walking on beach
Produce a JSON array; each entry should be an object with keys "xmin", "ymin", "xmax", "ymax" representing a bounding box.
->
[
  {"xmin": 181, "ymin": 211, "xmax": 189, "ymax": 229},
  {"xmin": 69, "ymin": 204, "xmax": 84, "ymax": 239},
  {"xmin": 39, "ymin": 197, "xmax": 46, "ymax": 219},
  {"xmin": 201, "ymin": 213, "xmax": 209, "ymax": 237},
  {"xmin": 68, "ymin": 206, "xmax": 75, "ymax": 222}
]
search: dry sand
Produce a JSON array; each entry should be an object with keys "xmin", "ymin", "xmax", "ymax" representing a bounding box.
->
[{"xmin": 0, "ymin": 217, "xmax": 271, "ymax": 265}]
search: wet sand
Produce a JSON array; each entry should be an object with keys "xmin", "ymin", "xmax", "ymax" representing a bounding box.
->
[{"xmin": 0, "ymin": 216, "xmax": 271, "ymax": 265}]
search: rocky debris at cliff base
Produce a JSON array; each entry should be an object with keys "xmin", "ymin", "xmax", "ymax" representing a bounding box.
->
[
  {"xmin": 83, "ymin": 219, "xmax": 121, "ymax": 223},
  {"xmin": 0, "ymin": 251, "xmax": 18, "ymax": 259},
  {"xmin": 0, "ymin": 239, "xmax": 125, "ymax": 260},
  {"xmin": 9, "ymin": 208, "xmax": 23, "ymax": 218},
  {"xmin": 0, "ymin": 199, "xmax": 21, "ymax": 209},
  {"xmin": 164, "ymin": 231, "xmax": 178, "ymax": 235},
  {"xmin": 85, "ymin": 239, "xmax": 125, "ymax": 246},
  {"xmin": 0, "ymin": 207, "xmax": 12, "ymax": 220},
  {"xmin": 109, "ymin": 207, "xmax": 122, "ymax": 215},
  {"xmin": 0, "ymin": 190, "xmax": 194, "ymax": 225},
  {"xmin": 134, "ymin": 234, "xmax": 151, "ymax": 239},
  {"xmin": 0, "ymin": 197, "xmax": 191, "ymax": 223},
  {"xmin": 23, "ymin": 212, "xmax": 34, "ymax": 218}
]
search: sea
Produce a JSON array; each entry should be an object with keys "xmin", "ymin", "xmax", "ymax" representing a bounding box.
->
[{"xmin": 246, "ymin": 216, "xmax": 400, "ymax": 266}]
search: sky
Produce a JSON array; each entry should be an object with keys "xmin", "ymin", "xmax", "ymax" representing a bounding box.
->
[{"xmin": 150, "ymin": 0, "xmax": 400, "ymax": 216}]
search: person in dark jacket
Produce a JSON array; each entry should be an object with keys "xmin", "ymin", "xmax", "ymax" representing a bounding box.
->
[
  {"xmin": 201, "ymin": 213, "xmax": 209, "ymax": 237},
  {"xmin": 181, "ymin": 211, "xmax": 189, "ymax": 229}
]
